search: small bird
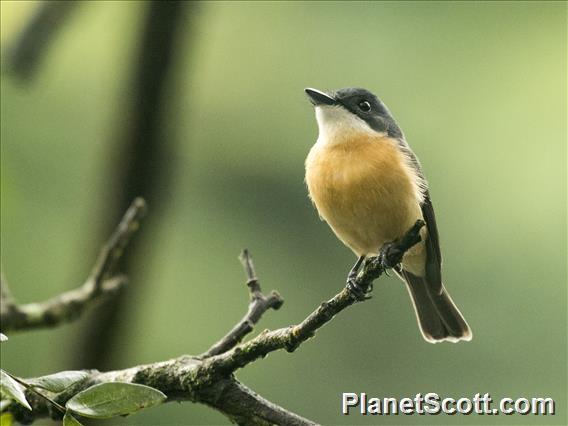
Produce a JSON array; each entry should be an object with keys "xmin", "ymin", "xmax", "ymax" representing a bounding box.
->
[{"xmin": 304, "ymin": 87, "xmax": 472, "ymax": 343}]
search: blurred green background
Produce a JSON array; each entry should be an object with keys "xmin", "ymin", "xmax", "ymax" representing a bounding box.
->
[{"xmin": 1, "ymin": 1, "xmax": 566, "ymax": 425}]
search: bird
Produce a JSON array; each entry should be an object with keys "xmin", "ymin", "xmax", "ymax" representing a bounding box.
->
[{"xmin": 304, "ymin": 87, "xmax": 472, "ymax": 343}]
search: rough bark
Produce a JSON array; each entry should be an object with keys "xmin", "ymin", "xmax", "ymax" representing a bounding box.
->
[{"xmin": 2, "ymin": 221, "xmax": 425, "ymax": 425}]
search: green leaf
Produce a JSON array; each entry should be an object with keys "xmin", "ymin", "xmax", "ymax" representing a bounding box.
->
[
  {"xmin": 0, "ymin": 413, "xmax": 14, "ymax": 426},
  {"xmin": 0, "ymin": 334, "xmax": 7, "ymax": 342},
  {"xmin": 0, "ymin": 371, "xmax": 31, "ymax": 411},
  {"xmin": 63, "ymin": 412, "xmax": 83, "ymax": 426},
  {"xmin": 27, "ymin": 371, "xmax": 89, "ymax": 393},
  {"xmin": 66, "ymin": 382, "xmax": 166, "ymax": 419}
]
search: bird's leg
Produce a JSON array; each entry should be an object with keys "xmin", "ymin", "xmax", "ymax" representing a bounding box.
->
[
  {"xmin": 346, "ymin": 255, "xmax": 371, "ymax": 301},
  {"xmin": 348, "ymin": 255, "xmax": 365, "ymax": 278},
  {"xmin": 378, "ymin": 219, "xmax": 426, "ymax": 270},
  {"xmin": 345, "ymin": 221, "xmax": 425, "ymax": 302},
  {"xmin": 378, "ymin": 241, "xmax": 403, "ymax": 270}
]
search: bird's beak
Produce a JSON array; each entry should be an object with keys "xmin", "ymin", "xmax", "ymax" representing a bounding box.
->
[{"xmin": 305, "ymin": 88, "xmax": 337, "ymax": 106}]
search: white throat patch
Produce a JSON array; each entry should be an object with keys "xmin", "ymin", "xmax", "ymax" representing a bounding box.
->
[{"xmin": 315, "ymin": 105, "xmax": 380, "ymax": 146}]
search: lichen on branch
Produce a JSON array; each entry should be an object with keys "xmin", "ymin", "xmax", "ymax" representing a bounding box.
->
[{"xmin": 2, "ymin": 215, "xmax": 423, "ymax": 425}]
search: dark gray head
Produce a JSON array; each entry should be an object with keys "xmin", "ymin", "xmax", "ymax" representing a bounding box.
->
[{"xmin": 305, "ymin": 87, "xmax": 403, "ymax": 139}]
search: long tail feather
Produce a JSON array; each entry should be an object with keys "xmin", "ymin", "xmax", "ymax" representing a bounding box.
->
[{"xmin": 399, "ymin": 269, "xmax": 472, "ymax": 343}]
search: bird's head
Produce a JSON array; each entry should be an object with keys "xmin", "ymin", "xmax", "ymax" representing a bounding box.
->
[{"xmin": 304, "ymin": 87, "xmax": 402, "ymax": 143}]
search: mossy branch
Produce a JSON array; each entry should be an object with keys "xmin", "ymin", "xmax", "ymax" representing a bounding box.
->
[{"xmin": 2, "ymin": 221, "xmax": 424, "ymax": 425}]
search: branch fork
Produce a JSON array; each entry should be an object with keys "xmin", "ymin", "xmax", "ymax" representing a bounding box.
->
[
  {"xmin": 3, "ymin": 211, "xmax": 423, "ymax": 425},
  {"xmin": 0, "ymin": 198, "xmax": 147, "ymax": 333}
]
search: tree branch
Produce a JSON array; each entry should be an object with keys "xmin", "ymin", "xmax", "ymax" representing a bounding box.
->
[
  {"xmin": 5, "ymin": 356, "xmax": 316, "ymax": 426},
  {"xmin": 0, "ymin": 198, "xmax": 147, "ymax": 333},
  {"xmin": 206, "ymin": 219, "xmax": 425, "ymax": 375},
  {"xmin": 4, "ymin": 1, "xmax": 78, "ymax": 81},
  {"xmin": 3, "ymin": 221, "xmax": 424, "ymax": 425},
  {"xmin": 200, "ymin": 249, "xmax": 284, "ymax": 358},
  {"xmin": 79, "ymin": 0, "xmax": 192, "ymax": 370}
]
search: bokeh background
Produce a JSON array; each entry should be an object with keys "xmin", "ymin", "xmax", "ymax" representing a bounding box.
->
[{"xmin": 1, "ymin": 1, "xmax": 566, "ymax": 425}]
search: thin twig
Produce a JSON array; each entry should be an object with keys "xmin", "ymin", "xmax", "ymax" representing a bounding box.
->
[
  {"xmin": 206, "ymin": 220, "xmax": 425, "ymax": 374},
  {"xmin": 89, "ymin": 197, "xmax": 147, "ymax": 295},
  {"xmin": 200, "ymin": 249, "xmax": 284, "ymax": 358},
  {"xmin": 0, "ymin": 198, "xmax": 147, "ymax": 333},
  {"xmin": 3, "ymin": 221, "xmax": 423, "ymax": 425},
  {"xmin": 240, "ymin": 248, "xmax": 259, "ymax": 291}
]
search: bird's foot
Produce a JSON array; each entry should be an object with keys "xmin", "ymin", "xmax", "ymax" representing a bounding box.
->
[
  {"xmin": 378, "ymin": 241, "xmax": 404, "ymax": 270},
  {"xmin": 346, "ymin": 278, "xmax": 372, "ymax": 301},
  {"xmin": 378, "ymin": 219, "xmax": 425, "ymax": 269},
  {"xmin": 345, "ymin": 256, "xmax": 372, "ymax": 301},
  {"xmin": 344, "ymin": 220, "xmax": 426, "ymax": 301}
]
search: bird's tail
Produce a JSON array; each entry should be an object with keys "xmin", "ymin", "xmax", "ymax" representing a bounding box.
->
[{"xmin": 399, "ymin": 270, "xmax": 472, "ymax": 343}]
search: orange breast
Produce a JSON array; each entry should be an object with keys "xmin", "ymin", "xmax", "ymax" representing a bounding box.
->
[{"xmin": 305, "ymin": 134, "xmax": 424, "ymax": 258}]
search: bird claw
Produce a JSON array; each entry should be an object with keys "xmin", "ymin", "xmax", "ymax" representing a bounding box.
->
[
  {"xmin": 378, "ymin": 242, "xmax": 404, "ymax": 269},
  {"xmin": 346, "ymin": 278, "xmax": 372, "ymax": 301}
]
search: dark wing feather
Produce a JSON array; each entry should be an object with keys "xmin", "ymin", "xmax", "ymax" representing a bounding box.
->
[
  {"xmin": 420, "ymin": 191, "xmax": 443, "ymax": 294},
  {"xmin": 394, "ymin": 138, "xmax": 443, "ymax": 292},
  {"xmin": 394, "ymin": 142, "xmax": 471, "ymax": 341}
]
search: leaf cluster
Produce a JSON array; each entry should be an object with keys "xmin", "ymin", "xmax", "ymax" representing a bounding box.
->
[{"xmin": 1, "ymin": 336, "xmax": 165, "ymax": 426}]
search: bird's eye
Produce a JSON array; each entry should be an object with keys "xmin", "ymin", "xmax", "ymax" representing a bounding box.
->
[{"xmin": 358, "ymin": 100, "xmax": 371, "ymax": 112}]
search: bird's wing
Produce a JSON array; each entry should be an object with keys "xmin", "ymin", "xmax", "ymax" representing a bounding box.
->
[
  {"xmin": 420, "ymin": 190, "xmax": 443, "ymax": 294},
  {"xmin": 395, "ymin": 138, "xmax": 443, "ymax": 293}
]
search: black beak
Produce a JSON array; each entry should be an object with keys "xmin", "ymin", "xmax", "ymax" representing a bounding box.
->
[{"xmin": 305, "ymin": 88, "xmax": 337, "ymax": 106}]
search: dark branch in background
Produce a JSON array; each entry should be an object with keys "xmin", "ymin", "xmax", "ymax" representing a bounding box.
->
[
  {"xmin": 1, "ymin": 2, "xmax": 427, "ymax": 424},
  {"xmin": 4, "ymin": 222, "xmax": 424, "ymax": 426},
  {"xmin": 200, "ymin": 250, "xmax": 284, "ymax": 358},
  {"xmin": 4, "ymin": 1, "xmax": 78, "ymax": 80},
  {"xmin": 77, "ymin": 0, "xmax": 192, "ymax": 369},
  {"xmin": 0, "ymin": 198, "xmax": 146, "ymax": 333},
  {"xmin": 3, "ymin": 0, "xmax": 189, "ymax": 368}
]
